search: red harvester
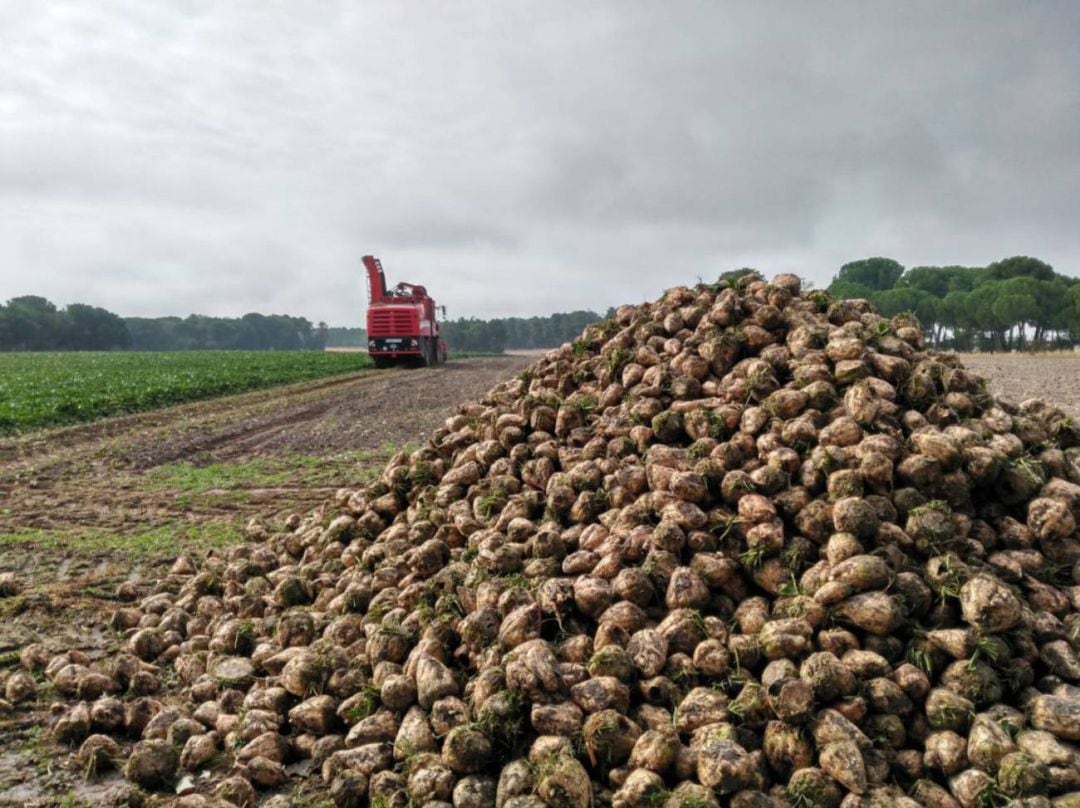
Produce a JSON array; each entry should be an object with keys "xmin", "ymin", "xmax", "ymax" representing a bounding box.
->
[{"xmin": 363, "ymin": 255, "xmax": 448, "ymax": 368}]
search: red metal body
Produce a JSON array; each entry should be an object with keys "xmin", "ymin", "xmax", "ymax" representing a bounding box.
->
[{"xmin": 363, "ymin": 255, "xmax": 447, "ymax": 367}]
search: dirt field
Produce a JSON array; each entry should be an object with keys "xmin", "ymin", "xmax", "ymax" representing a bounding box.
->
[
  {"xmin": 0, "ymin": 355, "xmax": 530, "ymax": 806},
  {"xmin": 0, "ymin": 349, "xmax": 1076, "ymax": 805},
  {"xmin": 959, "ymin": 352, "xmax": 1080, "ymax": 418}
]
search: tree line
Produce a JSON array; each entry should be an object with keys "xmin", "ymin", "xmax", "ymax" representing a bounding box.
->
[
  {"xmin": 0, "ymin": 296, "xmax": 130, "ymax": 351},
  {"xmin": 827, "ymin": 256, "xmax": 1080, "ymax": 351},
  {"xmin": 442, "ymin": 310, "xmax": 610, "ymax": 352},
  {"xmin": 125, "ymin": 314, "xmax": 327, "ymax": 351},
  {"xmin": 0, "ymin": 296, "xmax": 328, "ymax": 351}
]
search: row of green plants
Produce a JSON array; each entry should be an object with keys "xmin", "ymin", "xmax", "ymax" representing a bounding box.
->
[{"xmin": 0, "ymin": 350, "xmax": 373, "ymax": 434}]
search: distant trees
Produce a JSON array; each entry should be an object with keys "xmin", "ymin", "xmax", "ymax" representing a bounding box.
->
[
  {"xmin": 500, "ymin": 310, "xmax": 612, "ymax": 350},
  {"xmin": 124, "ymin": 313, "xmax": 325, "ymax": 351},
  {"xmin": 441, "ymin": 310, "xmax": 608, "ymax": 353},
  {"xmin": 986, "ymin": 255, "xmax": 1055, "ymax": 282},
  {"xmin": 0, "ymin": 296, "xmax": 130, "ymax": 351},
  {"xmin": 830, "ymin": 257, "xmax": 906, "ymax": 296},
  {"xmin": 325, "ymin": 327, "xmax": 367, "ymax": 348},
  {"xmin": 827, "ymin": 255, "xmax": 1080, "ymax": 351},
  {"xmin": 0, "ymin": 296, "xmax": 326, "ymax": 351},
  {"xmin": 64, "ymin": 304, "xmax": 131, "ymax": 350}
]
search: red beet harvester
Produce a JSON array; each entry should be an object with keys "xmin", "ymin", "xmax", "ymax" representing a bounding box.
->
[{"xmin": 363, "ymin": 254, "xmax": 448, "ymax": 368}]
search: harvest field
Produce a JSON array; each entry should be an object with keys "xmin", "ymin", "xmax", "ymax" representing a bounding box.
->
[
  {"xmin": 961, "ymin": 352, "xmax": 1080, "ymax": 418},
  {"xmin": 0, "ymin": 350, "xmax": 374, "ymax": 434}
]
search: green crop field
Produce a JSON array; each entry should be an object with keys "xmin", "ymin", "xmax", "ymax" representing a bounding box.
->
[{"xmin": 0, "ymin": 350, "xmax": 374, "ymax": 434}]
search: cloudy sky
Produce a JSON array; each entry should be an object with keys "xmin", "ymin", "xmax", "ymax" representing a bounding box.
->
[{"xmin": 2, "ymin": 2, "xmax": 1078, "ymax": 325}]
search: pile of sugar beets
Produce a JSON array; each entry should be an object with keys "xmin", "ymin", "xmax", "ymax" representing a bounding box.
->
[{"xmin": 14, "ymin": 272, "xmax": 1080, "ymax": 808}]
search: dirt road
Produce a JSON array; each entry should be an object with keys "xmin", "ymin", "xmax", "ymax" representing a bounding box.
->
[{"xmin": 0, "ymin": 355, "xmax": 530, "ymax": 805}]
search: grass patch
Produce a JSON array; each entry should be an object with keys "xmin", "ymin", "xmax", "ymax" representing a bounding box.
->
[
  {"xmin": 147, "ymin": 458, "xmax": 309, "ymax": 490},
  {"xmin": 145, "ymin": 450, "xmax": 393, "ymax": 492},
  {"xmin": 0, "ymin": 522, "xmax": 243, "ymax": 558}
]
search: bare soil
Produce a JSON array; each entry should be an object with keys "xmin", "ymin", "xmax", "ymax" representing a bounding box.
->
[
  {"xmin": 0, "ymin": 355, "xmax": 530, "ymax": 806},
  {"xmin": 959, "ymin": 352, "xmax": 1080, "ymax": 418}
]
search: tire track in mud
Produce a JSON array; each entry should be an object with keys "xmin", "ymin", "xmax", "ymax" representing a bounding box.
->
[{"xmin": 127, "ymin": 356, "xmax": 533, "ymax": 466}]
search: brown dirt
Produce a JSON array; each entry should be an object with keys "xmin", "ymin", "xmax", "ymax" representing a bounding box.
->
[
  {"xmin": 959, "ymin": 352, "xmax": 1080, "ymax": 419},
  {"xmin": 0, "ymin": 355, "xmax": 530, "ymax": 806}
]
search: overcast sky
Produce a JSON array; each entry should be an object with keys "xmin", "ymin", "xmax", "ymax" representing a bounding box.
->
[{"xmin": 2, "ymin": 2, "xmax": 1078, "ymax": 325}]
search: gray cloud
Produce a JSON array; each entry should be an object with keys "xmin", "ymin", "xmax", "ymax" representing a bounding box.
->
[{"xmin": 1, "ymin": 1, "xmax": 1078, "ymax": 324}]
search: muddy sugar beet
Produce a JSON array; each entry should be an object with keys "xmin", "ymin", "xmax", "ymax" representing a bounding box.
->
[{"xmin": 19, "ymin": 272, "xmax": 1080, "ymax": 807}]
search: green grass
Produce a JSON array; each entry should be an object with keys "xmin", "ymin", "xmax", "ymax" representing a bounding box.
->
[
  {"xmin": 146, "ymin": 447, "xmax": 398, "ymax": 492},
  {"xmin": 0, "ymin": 350, "xmax": 376, "ymax": 434},
  {"xmin": 147, "ymin": 456, "xmax": 327, "ymax": 490},
  {"xmin": 0, "ymin": 522, "xmax": 243, "ymax": 558}
]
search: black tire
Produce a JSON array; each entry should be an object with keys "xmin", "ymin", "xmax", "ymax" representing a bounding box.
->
[{"xmin": 418, "ymin": 338, "xmax": 432, "ymax": 367}]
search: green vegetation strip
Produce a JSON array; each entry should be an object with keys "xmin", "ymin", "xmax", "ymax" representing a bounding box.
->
[
  {"xmin": 0, "ymin": 350, "xmax": 374, "ymax": 434},
  {"xmin": 0, "ymin": 524, "xmax": 243, "ymax": 558},
  {"xmin": 144, "ymin": 449, "xmax": 397, "ymax": 491}
]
